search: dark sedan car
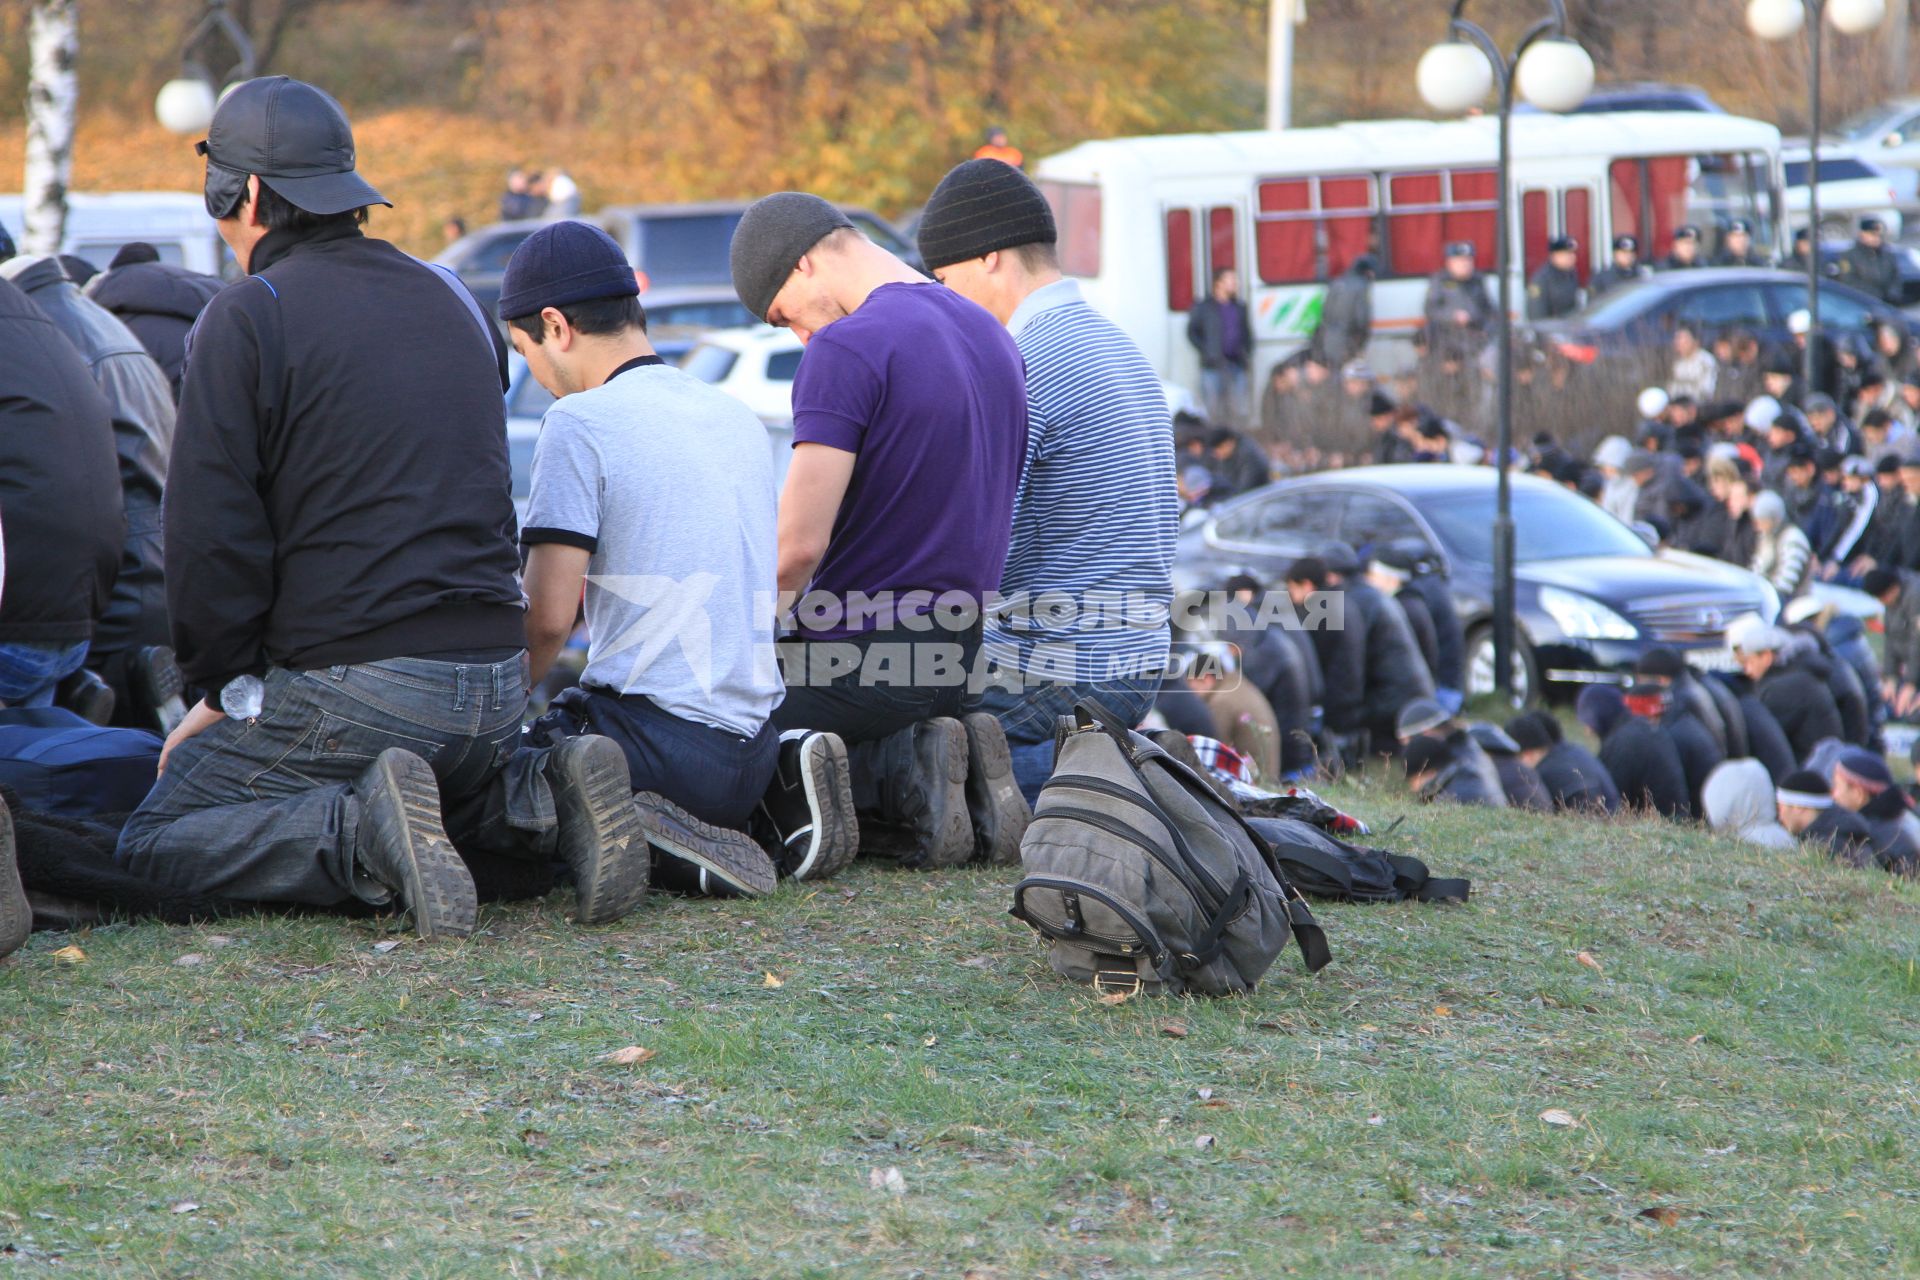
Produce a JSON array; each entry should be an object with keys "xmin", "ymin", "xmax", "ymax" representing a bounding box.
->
[
  {"xmin": 1535, "ymin": 267, "xmax": 1910, "ymax": 368},
  {"xmin": 1174, "ymin": 465, "xmax": 1778, "ymax": 705}
]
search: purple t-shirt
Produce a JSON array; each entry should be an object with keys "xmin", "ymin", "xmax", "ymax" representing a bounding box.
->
[{"xmin": 790, "ymin": 282, "xmax": 1028, "ymax": 640}]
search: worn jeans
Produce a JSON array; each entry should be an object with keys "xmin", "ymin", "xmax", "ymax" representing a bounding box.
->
[
  {"xmin": 116, "ymin": 656, "xmax": 560, "ymax": 907},
  {"xmin": 0, "ymin": 639, "xmax": 91, "ymax": 708},
  {"xmin": 771, "ymin": 624, "xmax": 979, "ymax": 746},
  {"xmin": 1200, "ymin": 365, "xmax": 1249, "ymax": 428},
  {"xmin": 971, "ymin": 673, "xmax": 1161, "ymax": 805}
]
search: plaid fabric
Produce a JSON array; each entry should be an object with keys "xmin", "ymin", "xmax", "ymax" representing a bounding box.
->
[{"xmin": 1188, "ymin": 735, "xmax": 1254, "ymax": 783}]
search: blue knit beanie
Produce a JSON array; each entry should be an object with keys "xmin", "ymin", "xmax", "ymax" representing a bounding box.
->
[{"xmin": 497, "ymin": 221, "xmax": 638, "ymax": 321}]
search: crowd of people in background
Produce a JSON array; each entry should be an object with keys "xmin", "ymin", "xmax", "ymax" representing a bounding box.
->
[{"xmin": 498, "ymin": 165, "xmax": 583, "ymax": 223}]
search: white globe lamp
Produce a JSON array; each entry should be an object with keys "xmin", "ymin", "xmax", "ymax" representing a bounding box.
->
[
  {"xmin": 1828, "ymin": 0, "xmax": 1886, "ymax": 35},
  {"xmin": 1515, "ymin": 39, "xmax": 1596, "ymax": 113},
  {"xmin": 1417, "ymin": 41, "xmax": 1494, "ymax": 114},
  {"xmin": 1746, "ymin": 0, "xmax": 1807, "ymax": 40},
  {"xmin": 155, "ymin": 77, "xmax": 217, "ymax": 136}
]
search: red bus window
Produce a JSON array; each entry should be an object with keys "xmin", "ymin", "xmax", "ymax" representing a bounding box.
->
[
  {"xmin": 1255, "ymin": 179, "xmax": 1314, "ymax": 284},
  {"xmin": 1320, "ymin": 176, "xmax": 1374, "ymax": 276},
  {"xmin": 1039, "ymin": 182, "xmax": 1103, "ymax": 278},
  {"xmin": 1443, "ymin": 168, "xmax": 1497, "ymax": 264},
  {"xmin": 1207, "ymin": 206, "xmax": 1237, "ymax": 275},
  {"xmin": 1387, "ymin": 172, "xmax": 1443, "ymax": 277},
  {"xmin": 1166, "ymin": 208, "xmax": 1195, "ymax": 311},
  {"xmin": 1563, "ymin": 188, "xmax": 1593, "ymax": 282},
  {"xmin": 1645, "ymin": 156, "xmax": 1691, "ymax": 250},
  {"xmin": 1610, "ymin": 158, "xmax": 1643, "ymax": 243},
  {"xmin": 1522, "ymin": 189, "xmax": 1550, "ymax": 276}
]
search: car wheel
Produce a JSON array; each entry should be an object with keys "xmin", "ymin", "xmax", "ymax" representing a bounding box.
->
[{"xmin": 1465, "ymin": 624, "xmax": 1539, "ymax": 709}]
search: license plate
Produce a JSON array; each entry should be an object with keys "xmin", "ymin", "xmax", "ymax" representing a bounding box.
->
[{"xmin": 1684, "ymin": 646, "xmax": 1736, "ymax": 673}]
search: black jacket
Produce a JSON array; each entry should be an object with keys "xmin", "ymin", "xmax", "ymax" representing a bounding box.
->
[
  {"xmin": 1671, "ymin": 671, "xmax": 1730, "ymax": 756},
  {"xmin": 1422, "ymin": 272, "xmax": 1494, "ymax": 360},
  {"xmin": 1525, "ymin": 263, "xmax": 1582, "ymax": 320},
  {"xmin": 1313, "ymin": 267, "xmax": 1373, "ymax": 368},
  {"xmin": 0, "ymin": 277, "xmax": 125, "ymax": 642},
  {"xmin": 1589, "ymin": 263, "xmax": 1648, "ymax": 297},
  {"xmin": 1803, "ymin": 804, "xmax": 1876, "ymax": 867},
  {"xmin": 1347, "ymin": 581, "xmax": 1436, "ymax": 737},
  {"xmin": 1838, "ymin": 241, "xmax": 1903, "ymax": 304},
  {"xmin": 1403, "ymin": 570, "xmax": 1465, "ymax": 692},
  {"xmin": 1186, "ymin": 296, "xmax": 1252, "ymax": 370},
  {"xmin": 1854, "ymin": 787, "xmax": 1920, "ymax": 876},
  {"xmin": 1537, "ymin": 740, "xmax": 1620, "ymax": 814},
  {"xmin": 1600, "ymin": 717, "xmax": 1692, "ymax": 820},
  {"xmin": 1665, "ymin": 707, "xmax": 1727, "ymax": 815},
  {"xmin": 1396, "ymin": 585, "xmax": 1440, "ymax": 682},
  {"xmin": 86, "ymin": 261, "xmax": 224, "ymax": 401},
  {"xmin": 167, "ymin": 224, "xmax": 524, "ymax": 706},
  {"xmin": 1697, "ymin": 672, "xmax": 1748, "ymax": 761},
  {"xmin": 1416, "ymin": 732, "xmax": 1507, "ymax": 808},
  {"xmin": 1225, "ymin": 620, "xmax": 1316, "ymax": 776},
  {"xmin": 1470, "ymin": 725, "xmax": 1553, "ymax": 812},
  {"xmin": 1308, "ymin": 590, "xmax": 1369, "ymax": 736},
  {"xmin": 1732, "ymin": 685, "xmax": 1798, "ymax": 783},
  {"xmin": 1757, "ymin": 660, "xmax": 1844, "ymax": 765}
]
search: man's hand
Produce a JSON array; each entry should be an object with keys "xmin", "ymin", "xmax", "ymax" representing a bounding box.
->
[{"xmin": 159, "ymin": 698, "xmax": 225, "ymax": 776}]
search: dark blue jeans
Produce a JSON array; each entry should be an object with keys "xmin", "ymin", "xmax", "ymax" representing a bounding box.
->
[
  {"xmin": 971, "ymin": 674, "xmax": 1161, "ymax": 805},
  {"xmin": 535, "ymin": 686, "xmax": 778, "ymax": 830},
  {"xmin": 770, "ymin": 626, "xmax": 978, "ymax": 746},
  {"xmin": 0, "ymin": 639, "xmax": 90, "ymax": 708},
  {"xmin": 116, "ymin": 656, "xmax": 559, "ymax": 907}
]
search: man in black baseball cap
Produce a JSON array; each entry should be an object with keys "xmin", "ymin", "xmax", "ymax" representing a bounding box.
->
[
  {"xmin": 1526, "ymin": 235, "xmax": 1584, "ymax": 320},
  {"xmin": 1590, "ymin": 233, "xmax": 1648, "ymax": 298},
  {"xmin": 118, "ymin": 77, "xmax": 646, "ymax": 938}
]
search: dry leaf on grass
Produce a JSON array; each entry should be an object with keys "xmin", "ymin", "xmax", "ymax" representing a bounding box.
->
[
  {"xmin": 1539, "ymin": 1108, "xmax": 1578, "ymax": 1128},
  {"xmin": 51, "ymin": 946, "xmax": 86, "ymax": 965},
  {"xmin": 1433, "ymin": 1005, "xmax": 1453, "ymax": 1017},
  {"xmin": 1575, "ymin": 951, "xmax": 1604, "ymax": 974},
  {"xmin": 170, "ymin": 1201, "xmax": 199, "ymax": 1215},
  {"xmin": 371, "ymin": 940, "xmax": 402, "ymax": 955},
  {"xmin": 602, "ymin": 1046, "xmax": 657, "ymax": 1066},
  {"xmin": 762, "ymin": 971, "xmax": 784, "ymax": 989},
  {"xmin": 173, "ymin": 954, "xmax": 207, "ymax": 968},
  {"xmin": 922, "ymin": 1034, "xmax": 938, "ymax": 1048},
  {"xmin": 1637, "ymin": 1205, "xmax": 1681, "ymax": 1227},
  {"xmin": 1161, "ymin": 1022, "xmax": 1188, "ymax": 1039}
]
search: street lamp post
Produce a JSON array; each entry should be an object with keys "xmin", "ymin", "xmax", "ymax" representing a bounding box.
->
[
  {"xmin": 1747, "ymin": 0, "xmax": 1888, "ymax": 394},
  {"xmin": 1418, "ymin": 1, "xmax": 1592, "ymax": 704},
  {"xmin": 155, "ymin": 0, "xmax": 256, "ymax": 136}
]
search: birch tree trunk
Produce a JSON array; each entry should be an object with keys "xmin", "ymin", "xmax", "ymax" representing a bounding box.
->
[{"xmin": 22, "ymin": 0, "xmax": 78, "ymax": 258}]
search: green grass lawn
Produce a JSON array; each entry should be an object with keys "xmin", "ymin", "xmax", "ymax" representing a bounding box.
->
[{"xmin": 5, "ymin": 779, "xmax": 1920, "ymax": 1278}]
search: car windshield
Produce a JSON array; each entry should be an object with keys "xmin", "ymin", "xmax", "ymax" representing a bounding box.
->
[
  {"xmin": 1836, "ymin": 102, "xmax": 1909, "ymax": 141},
  {"xmin": 1785, "ymin": 158, "xmax": 1882, "ymax": 184},
  {"xmin": 1420, "ymin": 489, "xmax": 1651, "ymax": 564},
  {"xmin": 1570, "ymin": 278, "xmax": 1664, "ymax": 326},
  {"xmin": 682, "ymin": 344, "xmax": 739, "ymax": 384}
]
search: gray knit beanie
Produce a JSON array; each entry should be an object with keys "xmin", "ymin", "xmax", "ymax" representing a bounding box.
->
[{"xmin": 729, "ymin": 192, "xmax": 855, "ymax": 323}]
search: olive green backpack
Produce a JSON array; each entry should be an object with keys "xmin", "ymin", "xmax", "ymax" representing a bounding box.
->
[{"xmin": 1010, "ymin": 702, "xmax": 1331, "ymax": 997}]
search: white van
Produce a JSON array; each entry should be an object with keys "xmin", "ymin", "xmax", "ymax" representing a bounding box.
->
[
  {"xmin": 0, "ymin": 192, "xmax": 225, "ymax": 276},
  {"xmin": 1032, "ymin": 112, "xmax": 1784, "ymax": 386}
]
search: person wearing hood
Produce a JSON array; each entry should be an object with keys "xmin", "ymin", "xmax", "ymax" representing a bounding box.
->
[
  {"xmin": 1734, "ymin": 620, "xmax": 1842, "ymax": 764},
  {"xmin": 1593, "ymin": 435, "xmax": 1638, "ymax": 524},
  {"xmin": 1702, "ymin": 758, "xmax": 1798, "ymax": 850},
  {"xmin": 1776, "ymin": 768, "xmax": 1876, "ymax": 866},
  {"xmin": 1578, "ymin": 683, "xmax": 1691, "ymax": 820},
  {"xmin": 1634, "ymin": 679, "xmax": 1721, "ymax": 814},
  {"xmin": 85, "ymin": 248, "xmax": 225, "ymax": 401},
  {"xmin": 1403, "ymin": 731, "xmax": 1506, "ymax": 808},
  {"xmin": 1832, "ymin": 748, "xmax": 1920, "ymax": 875},
  {"xmin": 1749, "ymin": 488, "xmax": 1813, "ymax": 599},
  {"xmin": 1466, "ymin": 721, "xmax": 1553, "ymax": 812},
  {"xmin": 1633, "ymin": 645, "xmax": 1732, "ymax": 757},
  {"xmin": 0, "ymin": 244, "xmax": 179, "ymax": 729},
  {"xmin": 1507, "ymin": 711, "xmax": 1619, "ymax": 814},
  {"xmin": 1312, "ymin": 254, "xmax": 1374, "ymax": 369},
  {"xmin": 1780, "ymin": 612, "xmax": 1872, "ymax": 747},
  {"xmin": 1397, "ymin": 698, "xmax": 1505, "ymax": 806},
  {"xmin": 1322, "ymin": 542, "xmax": 1435, "ymax": 751}
]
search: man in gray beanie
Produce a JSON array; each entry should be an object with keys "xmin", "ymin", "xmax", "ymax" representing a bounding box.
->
[
  {"xmin": 915, "ymin": 158, "xmax": 1176, "ymax": 806},
  {"xmin": 729, "ymin": 191, "xmax": 1031, "ymax": 869}
]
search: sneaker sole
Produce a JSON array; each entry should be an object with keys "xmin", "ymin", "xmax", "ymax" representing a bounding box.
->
[
  {"xmin": 962, "ymin": 712, "xmax": 1030, "ymax": 867},
  {"xmin": 550, "ymin": 736, "xmax": 649, "ymax": 925},
  {"xmin": 0, "ymin": 795, "xmax": 28, "ymax": 959},
  {"xmin": 790, "ymin": 733, "xmax": 859, "ymax": 882},
  {"xmin": 633, "ymin": 793, "xmax": 778, "ymax": 897},
  {"xmin": 912, "ymin": 719, "xmax": 974, "ymax": 871},
  {"xmin": 360, "ymin": 749, "xmax": 475, "ymax": 939},
  {"xmin": 137, "ymin": 647, "xmax": 188, "ymax": 735}
]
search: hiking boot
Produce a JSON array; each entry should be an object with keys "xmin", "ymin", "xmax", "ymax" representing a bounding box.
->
[
  {"xmin": 0, "ymin": 793, "xmax": 27, "ymax": 960},
  {"xmin": 860, "ymin": 718, "xmax": 971, "ymax": 870},
  {"xmin": 545, "ymin": 735, "xmax": 648, "ymax": 925},
  {"xmin": 1149, "ymin": 729, "xmax": 1240, "ymax": 808},
  {"xmin": 55, "ymin": 668, "xmax": 115, "ymax": 726},
  {"xmin": 753, "ymin": 730, "xmax": 858, "ymax": 881},
  {"xmin": 352, "ymin": 748, "xmax": 475, "ymax": 939},
  {"xmin": 635, "ymin": 792, "xmax": 778, "ymax": 898},
  {"xmin": 962, "ymin": 712, "xmax": 1030, "ymax": 866},
  {"xmin": 132, "ymin": 646, "xmax": 188, "ymax": 734}
]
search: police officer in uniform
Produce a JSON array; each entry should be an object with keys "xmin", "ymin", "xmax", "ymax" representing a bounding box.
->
[
  {"xmin": 1837, "ymin": 217, "xmax": 1902, "ymax": 303},
  {"xmin": 1713, "ymin": 218, "xmax": 1768, "ymax": 267},
  {"xmin": 1589, "ymin": 234, "xmax": 1649, "ymax": 297},
  {"xmin": 1660, "ymin": 225, "xmax": 1703, "ymax": 271},
  {"xmin": 1422, "ymin": 240, "xmax": 1495, "ymax": 367},
  {"xmin": 1525, "ymin": 236, "xmax": 1584, "ymax": 320}
]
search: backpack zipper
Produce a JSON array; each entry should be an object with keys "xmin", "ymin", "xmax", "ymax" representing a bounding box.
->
[
  {"xmin": 1045, "ymin": 774, "xmax": 1235, "ymax": 906},
  {"xmin": 1012, "ymin": 876, "xmax": 1172, "ymax": 968},
  {"xmin": 1033, "ymin": 801, "xmax": 1216, "ymax": 911}
]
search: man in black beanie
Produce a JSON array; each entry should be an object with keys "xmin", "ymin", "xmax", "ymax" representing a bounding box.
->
[{"xmin": 915, "ymin": 158, "xmax": 1178, "ymax": 808}]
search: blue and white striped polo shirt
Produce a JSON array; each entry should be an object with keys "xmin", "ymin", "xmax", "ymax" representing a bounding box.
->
[{"xmin": 986, "ymin": 278, "xmax": 1178, "ymax": 684}]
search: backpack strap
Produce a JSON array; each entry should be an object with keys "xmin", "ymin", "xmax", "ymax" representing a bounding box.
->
[
  {"xmin": 416, "ymin": 257, "xmax": 496, "ymax": 345},
  {"xmin": 1384, "ymin": 852, "xmax": 1472, "ymax": 903}
]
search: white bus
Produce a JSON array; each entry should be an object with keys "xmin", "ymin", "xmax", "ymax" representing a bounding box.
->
[
  {"xmin": 1033, "ymin": 112, "xmax": 1783, "ymax": 389},
  {"xmin": 0, "ymin": 192, "xmax": 225, "ymax": 276}
]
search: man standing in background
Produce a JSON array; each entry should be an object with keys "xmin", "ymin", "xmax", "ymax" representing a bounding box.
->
[{"xmin": 1188, "ymin": 267, "xmax": 1253, "ymax": 427}]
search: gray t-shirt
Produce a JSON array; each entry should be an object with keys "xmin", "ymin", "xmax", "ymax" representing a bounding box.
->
[{"xmin": 522, "ymin": 359, "xmax": 783, "ymax": 737}]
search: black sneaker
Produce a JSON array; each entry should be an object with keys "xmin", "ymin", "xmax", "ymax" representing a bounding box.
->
[
  {"xmin": 0, "ymin": 794, "xmax": 27, "ymax": 960},
  {"xmin": 55, "ymin": 668, "xmax": 115, "ymax": 726},
  {"xmin": 634, "ymin": 792, "xmax": 778, "ymax": 898},
  {"xmin": 133, "ymin": 646, "xmax": 188, "ymax": 734},
  {"xmin": 962, "ymin": 713, "xmax": 1030, "ymax": 866},
  {"xmin": 545, "ymin": 735, "xmax": 648, "ymax": 925},
  {"xmin": 352, "ymin": 748, "xmax": 475, "ymax": 938},
  {"xmin": 861, "ymin": 718, "xmax": 971, "ymax": 870},
  {"xmin": 754, "ymin": 731, "xmax": 858, "ymax": 881}
]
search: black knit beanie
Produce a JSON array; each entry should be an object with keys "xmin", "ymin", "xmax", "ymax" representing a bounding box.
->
[{"xmin": 916, "ymin": 158, "xmax": 1056, "ymax": 271}]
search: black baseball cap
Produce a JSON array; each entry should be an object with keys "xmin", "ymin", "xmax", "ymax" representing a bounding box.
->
[
  {"xmin": 1728, "ymin": 218, "xmax": 1753, "ymax": 235},
  {"xmin": 1674, "ymin": 224, "xmax": 1701, "ymax": 242},
  {"xmin": 1612, "ymin": 234, "xmax": 1637, "ymax": 252},
  {"xmin": 1549, "ymin": 235, "xmax": 1577, "ymax": 253},
  {"xmin": 1445, "ymin": 240, "xmax": 1475, "ymax": 258},
  {"xmin": 198, "ymin": 77, "xmax": 389, "ymax": 218}
]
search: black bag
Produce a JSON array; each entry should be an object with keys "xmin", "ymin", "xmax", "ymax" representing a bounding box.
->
[{"xmin": 1248, "ymin": 816, "xmax": 1470, "ymax": 905}]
